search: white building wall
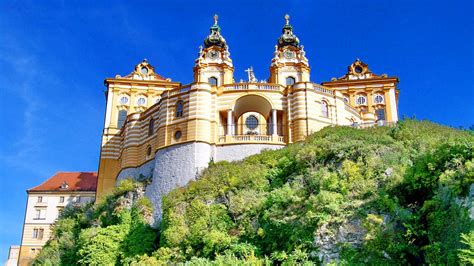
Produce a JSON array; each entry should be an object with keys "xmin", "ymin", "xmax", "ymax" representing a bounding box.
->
[
  {"xmin": 24, "ymin": 193, "xmax": 94, "ymax": 224},
  {"xmin": 215, "ymin": 144, "xmax": 284, "ymax": 162},
  {"xmin": 21, "ymin": 192, "xmax": 95, "ymax": 247},
  {"xmin": 5, "ymin": 246, "xmax": 19, "ymax": 266},
  {"xmin": 116, "ymin": 159, "xmax": 155, "ymax": 184}
]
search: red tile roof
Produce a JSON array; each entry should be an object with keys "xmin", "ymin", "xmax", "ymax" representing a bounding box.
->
[{"xmin": 28, "ymin": 172, "xmax": 98, "ymax": 192}]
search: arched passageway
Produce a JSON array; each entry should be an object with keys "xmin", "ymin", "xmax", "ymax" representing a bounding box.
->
[{"xmin": 220, "ymin": 94, "xmax": 283, "ymax": 140}]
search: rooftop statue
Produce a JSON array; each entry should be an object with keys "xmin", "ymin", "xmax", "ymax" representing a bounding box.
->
[{"xmin": 245, "ymin": 66, "xmax": 258, "ymax": 83}]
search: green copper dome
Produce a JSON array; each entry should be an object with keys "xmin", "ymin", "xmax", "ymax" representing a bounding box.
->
[
  {"xmin": 277, "ymin": 14, "xmax": 300, "ymax": 48},
  {"xmin": 204, "ymin": 15, "xmax": 226, "ymax": 48}
]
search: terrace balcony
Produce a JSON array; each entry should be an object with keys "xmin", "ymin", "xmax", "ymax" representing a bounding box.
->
[{"xmin": 218, "ymin": 123, "xmax": 286, "ymax": 144}]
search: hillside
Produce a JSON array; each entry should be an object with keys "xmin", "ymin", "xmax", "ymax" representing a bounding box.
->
[{"xmin": 34, "ymin": 120, "xmax": 474, "ymax": 265}]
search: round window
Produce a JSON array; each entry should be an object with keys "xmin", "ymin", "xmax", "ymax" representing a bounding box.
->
[
  {"xmin": 119, "ymin": 96, "xmax": 128, "ymax": 105},
  {"xmin": 141, "ymin": 67, "xmax": 149, "ymax": 75},
  {"xmin": 174, "ymin": 130, "xmax": 182, "ymax": 140},
  {"xmin": 245, "ymin": 115, "xmax": 259, "ymax": 130},
  {"xmin": 356, "ymin": 96, "xmax": 366, "ymax": 105},
  {"xmin": 137, "ymin": 97, "xmax": 146, "ymax": 106},
  {"xmin": 354, "ymin": 66, "xmax": 363, "ymax": 73},
  {"xmin": 374, "ymin": 94, "xmax": 384, "ymax": 104}
]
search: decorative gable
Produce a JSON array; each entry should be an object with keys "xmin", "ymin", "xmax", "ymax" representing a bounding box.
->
[
  {"xmin": 332, "ymin": 59, "xmax": 388, "ymax": 81},
  {"xmin": 118, "ymin": 59, "xmax": 169, "ymax": 81}
]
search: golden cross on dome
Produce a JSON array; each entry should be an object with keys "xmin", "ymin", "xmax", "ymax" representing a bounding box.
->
[
  {"xmin": 285, "ymin": 14, "xmax": 290, "ymax": 25},
  {"xmin": 214, "ymin": 14, "xmax": 218, "ymax": 25}
]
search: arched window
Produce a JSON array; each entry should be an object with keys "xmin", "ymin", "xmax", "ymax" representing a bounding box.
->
[
  {"xmin": 148, "ymin": 118, "xmax": 154, "ymax": 136},
  {"xmin": 286, "ymin": 76, "xmax": 296, "ymax": 86},
  {"xmin": 208, "ymin": 77, "xmax": 218, "ymax": 86},
  {"xmin": 321, "ymin": 101, "xmax": 329, "ymax": 117},
  {"xmin": 376, "ymin": 108, "xmax": 386, "ymax": 121},
  {"xmin": 356, "ymin": 95, "xmax": 367, "ymax": 105},
  {"xmin": 176, "ymin": 100, "xmax": 184, "ymax": 118},
  {"xmin": 117, "ymin": 110, "xmax": 127, "ymax": 129}
]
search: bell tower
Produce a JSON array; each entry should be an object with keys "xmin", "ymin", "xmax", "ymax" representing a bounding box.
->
[
  {"xmin": 193, "ymin": 15, "xmax": 234, "ymax": 86},
  {"xmin": 269, "ymin": 15, "xmax": 310, "ymax": 86}
]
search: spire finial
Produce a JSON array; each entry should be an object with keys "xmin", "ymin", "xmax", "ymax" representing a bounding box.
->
[
  {"xmin": 213, "ymin": 14, "xmax": 218, "ymax": 25},
  {"xmin": 285, "ymin": 14, "xmax": 290, "ymax": 25}
]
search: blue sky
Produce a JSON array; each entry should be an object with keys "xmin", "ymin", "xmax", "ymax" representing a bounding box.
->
[{"xmin": 0, "ymin": 0, "xmax": 473, "ymax": 262}]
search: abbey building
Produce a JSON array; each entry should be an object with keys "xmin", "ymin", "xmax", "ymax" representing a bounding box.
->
[{"xmin": 96, "ymin": 15, "xmax": 399, "ymax": 220}]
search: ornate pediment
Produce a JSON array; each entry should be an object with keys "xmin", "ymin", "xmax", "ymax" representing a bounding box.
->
[
  {"xmin": 118, "ymin": 59, "xmax": 169, "ymax": 81},
  {"xmin": 331, "ymin": 59, "xmax": 388, "ymax": 81}
]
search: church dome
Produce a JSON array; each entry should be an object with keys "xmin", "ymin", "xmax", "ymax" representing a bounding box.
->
[
  {"xmin": 277, "ymin": 14, "xmax": 300, "ymax": 48},
  {"xmin": 204, "ymin": 15, "xmax": 227, "ymax": 48}
]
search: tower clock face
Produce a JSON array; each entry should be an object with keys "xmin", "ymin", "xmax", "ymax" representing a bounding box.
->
[
  {"xmin": 207, "ymin": 50, "xmax": 220, "ymax": 60},
  {"xmin": 283, "ymin": 50, "xmax": 296, "ymax": 59}
]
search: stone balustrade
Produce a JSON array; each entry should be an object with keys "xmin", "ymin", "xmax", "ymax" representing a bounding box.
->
[{"xmin": 223, "ymin": 83, "xmax": 283, "ymax": 92}]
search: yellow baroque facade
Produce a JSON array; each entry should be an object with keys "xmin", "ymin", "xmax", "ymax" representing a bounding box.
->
[{"xmin": 96, "ymin": 15, "xmax": 399, "ymax": 219}]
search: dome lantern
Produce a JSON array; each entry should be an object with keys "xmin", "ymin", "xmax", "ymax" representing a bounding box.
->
[
  {"xmin": 277, "ymin": 14, "xmax": 300, "ymax": 48},
  {"xmin": 204, "ymin": 14, "xmax": 227, "ymax": 48}
]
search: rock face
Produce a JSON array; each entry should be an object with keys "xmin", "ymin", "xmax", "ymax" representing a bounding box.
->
[
  {"xmin": 314, "ymin": 219, "xmax": 366, "ymax": 265},
  {"xmin": 469, "ymin": 184, "xmax": 474, "ymax": 220},
  {"xmin": 459, "ymin": 184, "xmax": 474, "ymax": 220},
  {"xmin": 114, "ymin": 183, "xmax": 153, "ymax": 224}
]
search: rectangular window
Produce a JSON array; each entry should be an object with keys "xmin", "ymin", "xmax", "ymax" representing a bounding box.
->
[
  {"xmin": 117, "ymin": 110, "xmax": 128, "ymax": 129},
  {"xmin": 376, "ymin": 108, "xmax": 386, "ymax": 121},
  {"xmin": 37, "ymin": 196, "xmax": 43, "ymax": 203},
  {"xmin": 32, "ymin": 229, "xmax": 38, "ymax": 238},
  {"xmin": 38, "ymin": 228, "xmax": 44, "ymax": 239},
  {"xmin": 59, "ymin": 196, "xmax": 65, "ymax": 203},
  {"xmin": 34, "ymin": 209, "xmax": 46, "ymax": 220},
  {"xmin": 73, "ymin": 196, "xmax": 81, "ymax": 203}
]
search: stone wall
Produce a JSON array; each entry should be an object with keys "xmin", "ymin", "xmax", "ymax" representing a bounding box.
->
[
  {"xmin": 215, "ymin": 143, "xmax": 284, "ymax": 162},
  {"xmin": 115, "ymin": 142, "xmax": 285, "ymax": 225},
  {"xmin": 145, "ymin": 142, "xmax": 212, "ymax": 224},
  {"xmin": 116, "ymin": 159, "xmax": 155, "ymax": 184}
]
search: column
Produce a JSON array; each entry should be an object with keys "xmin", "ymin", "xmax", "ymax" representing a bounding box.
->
[
  {"xmin": 272, "ymin": 109, "xmax": 278, "ymax": 136},
  {"xmin": 227, "ymin": 109, "xmax": 233, "ymax": 136},
  {"xmin": 388, "ymin": 88, "xmax": 399, "ymax": 122}
]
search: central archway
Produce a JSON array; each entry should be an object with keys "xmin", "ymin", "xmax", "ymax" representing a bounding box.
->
[{"xmin": 233, "ymin": 94, "xmax": 273, "ymax": 118}]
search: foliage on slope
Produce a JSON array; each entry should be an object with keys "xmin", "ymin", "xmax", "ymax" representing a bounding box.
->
[
  {"xmin": 34, "ymin": 179, "xmax": 157, "ymax": 265},
  {"xmin": 34, "ymin": 120, "xmax": 474, "ymax": 265}
]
